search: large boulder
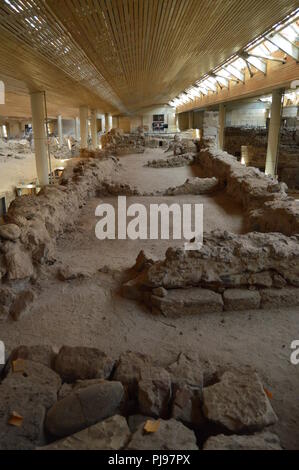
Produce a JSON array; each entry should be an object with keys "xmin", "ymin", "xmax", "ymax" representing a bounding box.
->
[
  {"xmin": 171, "ymin": 385, "xmax": 204, "ymax": 428},
  {"xmin": 127, "ymin": 419, "xmax": 198, "ymax": 450},
  {"xmin": 0, "ymin": 360, "xmax": 61, "ymax": 449},
  {"xmin": 4, "ymin": 359, "xmax": 61, "ymax": 409},
  {"xmin": 203, "ymin": 432, "xmax": 282, "ymax": 450},
  {"xmin": 113, "ymin": 351, "xmax": 153, "ymax": 396},
  {"xmin": 54, "ymin": 346, "xmax": 115, "ymax": 382},
  {"xmin": 45, "ymin": 381, "xmax": 124, "ymax": 438},
  {"xmin": 167, "ymin": 352, "xmax": 204, "ymax": 389},
  {"xmin": 39, "ymin": 415, "xmax": 130, "ymax": 450},
  {"xmin": 138, "ymin": 366, "xmax": 172, "ymax": 418},
  {"xmin": 203, "ymin": 369, "xmax": 278, "ymax": 432}
]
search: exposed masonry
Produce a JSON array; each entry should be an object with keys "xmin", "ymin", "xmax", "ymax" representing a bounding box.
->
[
  {"xmin": 122, "ymin": 230, "xmax": 299, "ymax": 316},
  {"xmin": 0, "ymin": 156, "xmax": 119, "ymax": 321},
  {"xmin": 195, "ymin": 143, "xmax": 299, "ymax": 236},
  {"xmin": 0, "ymin": 345, "xmax": 282, "ymax": 450},
  {"xmin": 1, "ymin": 132, "xmax": 299, "ymax": 321},
  {"xmin": 121, "ymin": 136, "xmax": 299, "ymax": 315}
]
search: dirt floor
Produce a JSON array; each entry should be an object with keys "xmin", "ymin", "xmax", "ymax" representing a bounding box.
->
[{"xmin": 1, "ymin": 148, "xmax": 299, "ymax": 449}]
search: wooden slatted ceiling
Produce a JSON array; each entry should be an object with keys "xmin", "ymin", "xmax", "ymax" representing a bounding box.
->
[{"xmin": 0, "ymin": 0, "xmax": 299, "ymax": 115}]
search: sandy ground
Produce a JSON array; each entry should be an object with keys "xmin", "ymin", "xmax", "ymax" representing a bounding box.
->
[{"xmin": 1, "ymin": 148, "xmax": 299, "ymax": 449}]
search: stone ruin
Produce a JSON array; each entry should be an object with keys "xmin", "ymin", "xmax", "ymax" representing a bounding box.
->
[
  {"xmin": 121, "ymin": 136, "xmax": 299, "ymax": 316},
  {"xmin": 0, "ymin": 345, "xmax": 282, "ymax": 450},
  {"xmin": 0, "ymin": 155, "xmax": 120, "ymax": 321}
]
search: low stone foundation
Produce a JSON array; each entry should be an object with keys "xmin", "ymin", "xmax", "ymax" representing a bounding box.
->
[{"xmin": 122, "ymin": 230, "xmax": 299, "ymax": 315}]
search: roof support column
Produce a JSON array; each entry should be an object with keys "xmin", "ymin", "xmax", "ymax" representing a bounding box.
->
[
  {"xmin": 90, "ymin": 109, "xmax": 98, "ymax": 149},
  {"xmin": 57, "ymin": 115, "xmax": 63, "ymax": 147},
  {"xmin": 80, "ymin": 106, "xmax": 88, "ymax": 149},
  {"xmin": 218, "ymin": 103, "xmax": 226, "ymax": 150},
  {"xmin": 75, "ymin": 117, "xmax": 80, "ymax": 140},
  {"xmin": 105, "ymin": 113, "xmax": 112, "ymax": 132},
  {"xmin": 265, "ymin": 89, "xmax": 283, "ymax": 176},
  {"xmin": 30, "ymin": 92, "xmax": 49, "ymax": 187}
]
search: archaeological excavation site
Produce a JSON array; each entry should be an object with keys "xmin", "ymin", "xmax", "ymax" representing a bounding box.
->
[{"xmin": 0, "ymin": 0, "xmax": 299, "ymax": 458}]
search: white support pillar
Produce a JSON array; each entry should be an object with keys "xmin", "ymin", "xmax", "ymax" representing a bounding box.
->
[
  {"xmin": 30, "ymin": 92, "xmax": 49, "ymax": 187},
  {"xmin": 79, "ymin": 106, "xmax": 88, "ymax": 149},
  {"xmin": 218, "ymin": 103, "xmax": 226, "ymax": 150},
  {"xmin": 265, "ymin": 89, "xmax": 283, "ymax": 176},
  {"xmin": 75, "ymin": 117, "xmax": 80, "ymax": 140},
  {"xmin": 57, "ymin": 115, "xmax": 63, "ymax": 147},
  {"xmin": 105, "ymin": 113, "xmax": 112, "ymax": 132},
  {"xmin": 90, "ymin": 109, "xmax": 98, "ymax": 149}
]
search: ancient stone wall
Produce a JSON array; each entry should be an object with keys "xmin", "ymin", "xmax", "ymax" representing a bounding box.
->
[
  {"xmin": 195, "ymin": 145, "xmax": 299, "ymax": 235},
  {"xmin": 224, "ymin": 127, "xmax": 299, "ymax": 189},
  {"xmin": 0, "ymin": 156, "xmax": 118, "ymax": 321}
]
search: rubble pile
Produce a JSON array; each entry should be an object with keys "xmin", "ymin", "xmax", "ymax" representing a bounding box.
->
[
  {"xmin": 48, "ymin": 136, "xmax": 79, "ymax": 160},
  {"xmin": 0, "ymin": 138, "xmax": 32, "ymax": 161},
  {"xmin": 195, "ymin": 145, "xmax": 299, "ymax": 235},
  {"xmin": 0, "ymin": 156, "xmax": 119, "ymax": 321},
  {"xmin": 121, "ymin": 231, "xmax": 299, "ymax": 315},
  {"xmin": 164, "ymin": 134, "xmax": 199, "ymax": 155},
  {"xmin": 146, "ymin": 153, "xmax": 195, "ymax": 168},
  {"xmin": 0, "ymin": 345, "xmax": 281, "ymax": 450},
  {"xmin": 101, "ymin": 129, "xmax": 145, "ymax": 155}
]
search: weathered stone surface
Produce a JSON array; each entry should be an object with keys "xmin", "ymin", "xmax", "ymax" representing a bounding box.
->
[
  {"xmin": 151, "ymin": 288, "xmax": 223, "ymax": 317},
  {"xmin": 46, "ymin": 381, "xmax": 124, "ymax": 438},
  {"xmin": 260, "ymin": 288, "xmax": 299, "ymax": 309},
  {"xmin": 4, "ymin": 241, "xmax": 34, "ymax": 280},
  {"xmin": 4, "ymin": 359, "xmax": 61, "ymax": 409},
  {"xmin": 127, "ymin": 414, "xmax": 151, "ymax": 433},
  {"xmin": 203, "ymin": 369, "xmax": 278, "ymax": 432},
  {"xmin": 0, "ymin": 224, "xmax": 21, "ymax": 241},
  {"xmin": 171, "ymin": 385, "xmax": 204, "ymax": 428},
  {"xmin": 39, "ymin": 415, "xmax": 131, "ymax": 450},
  {"xmin": 223, "ymin": 289, "xmax": 261, "ymax": 311},
  {"xmin": 0, "ymin": 360, "xmax": 61, "ymax": 449},
  {"xmin": 121, "ymin": 271, "xmax": 148, "ymax": 301},
  {"xmin": 113, "ymin": 351, "xmax": 153, "ymax": 395},
  {"xmin": 167, "ymin": 352, "xmax": 204, "ymax": 389},
  {"xmin": 127, "ymin": 419, "xmax": 198, "ymax": 450},
  {"xmin": 58, "ymin": 265, "xmax": 92, "ymax": 281},
  {"xmin": 9, "ymin": 344, "xmax": 56, "ymax": 369},
  {"xmin": 203, "ymin": 431, "xmax": 282, "ymax": 450},
  {"xmin": 164, "ymin": 177, "xmax": 218, "ymax": 195},
  {"xmin": 0, "ymin": 386, "xmax": 46, "ymax": 449},
  {"xmin": 132, "ymin": 250, "xmax": 157, "ymax": 272},
  {"xmin": 9, "ymin": 289, "xmax": 35, "ymax": 321},
  {"xmin": 152, "ymin": 287, "xmax": 168, "ymax": 297},
  {"xmin": 140, "ymin": 232, "xmax": 299, "ymax": 290},
  {"xmin": 54, "ymin": 346, "xmax": 115, "ymax": 382},
  {"xmin": 138, "ymin": 367, "xmax": 172, "ymax": 417}
]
